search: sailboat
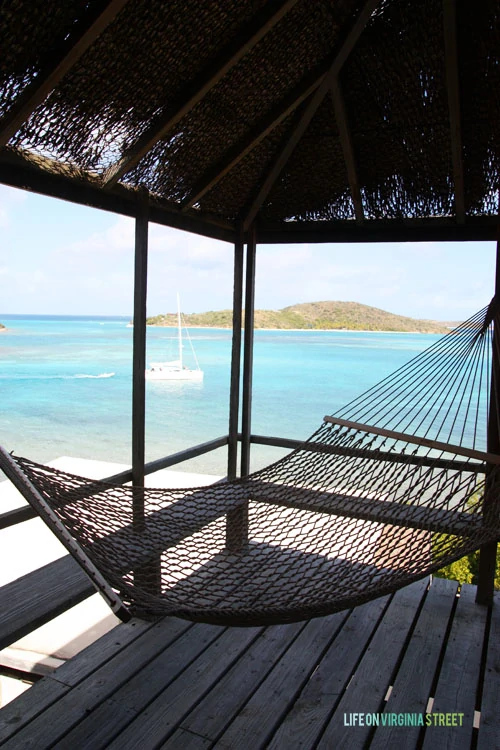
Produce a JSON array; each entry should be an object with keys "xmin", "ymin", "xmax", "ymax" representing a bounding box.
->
[{"xmin": 145, "ymin": 294, "xmax": 204, "ymax": 381}]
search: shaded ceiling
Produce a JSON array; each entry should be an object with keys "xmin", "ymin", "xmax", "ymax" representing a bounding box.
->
[{"xmin": 0, "ymin": 0, "xmax": 499, "ymax": 243}]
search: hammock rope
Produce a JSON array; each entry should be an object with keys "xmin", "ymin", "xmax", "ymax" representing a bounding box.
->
[{"xmin": 1, "ymin": 301, "xmax": 500, "ymax": 626}]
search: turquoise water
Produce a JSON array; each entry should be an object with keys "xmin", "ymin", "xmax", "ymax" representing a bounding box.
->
[{"xmin": 0, "ymin": 315, "xmax": 442, "ymax": 475}]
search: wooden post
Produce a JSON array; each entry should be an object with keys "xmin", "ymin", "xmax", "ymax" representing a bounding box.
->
[
  {"xmin": 226, "ymin": 225, "xmax": 256, "ymax": 551},
  {"xmin": 132, "ymin": 191, "xmax": 149, "ymax": 499},
  {"xmin": 241, "ymin": 224, "xmax": 257, "ymax": 477},
  {"xmin": 476, "ymin": 234, "xmax": 500, "ymax": 604},
  {"xmin": 131, "ymin": 192, "xmax": 160, "ymax": 592},
  {"xmin": 227, "ymin": 229, "xmax": 244, "ymax": 480}
]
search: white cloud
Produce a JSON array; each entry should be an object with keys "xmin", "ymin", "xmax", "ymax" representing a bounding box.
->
[{"xmin": 52, "ymin": 216, "xmax": 134, "ymax": 262}]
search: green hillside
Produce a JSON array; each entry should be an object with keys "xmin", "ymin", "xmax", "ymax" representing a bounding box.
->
[{"xmin": 147, "ymin": 301, "xmax": 449, "ymax": 333}]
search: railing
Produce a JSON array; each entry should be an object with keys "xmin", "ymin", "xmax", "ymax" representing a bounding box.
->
[
  {"xmin": 0, "ymin": 433, "xmax": 296, "ymax": 531},
  {"xmin": 0, "ymin": 435, "xmax": 229, "ymax": 530}
]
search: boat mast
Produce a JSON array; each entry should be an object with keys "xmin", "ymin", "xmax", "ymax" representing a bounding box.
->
[{"xmin": 177, "ymin": 292, "xmax": 182, "ymax": 367}]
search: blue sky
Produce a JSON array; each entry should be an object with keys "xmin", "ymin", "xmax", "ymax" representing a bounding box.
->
[{"xmin": 0, "ymin": 183, "xmax": 496, "ymax": 321}]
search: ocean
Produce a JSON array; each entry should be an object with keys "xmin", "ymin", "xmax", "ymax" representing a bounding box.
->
[{"xmin": 0, "ymin": 314, "xmax": 443, "ymax": 476}]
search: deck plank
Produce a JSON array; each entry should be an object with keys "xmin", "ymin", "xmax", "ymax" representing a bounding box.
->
[
  {"xmin": 265, "ymin": 595, "xmax": 391, "ymax": 750},
  {"xmin": 112, "ymin": 614, "xmax": 349, "ymax": 750},
  {"xmin": 161, "ymin": 728, "xmax": 212, "ymax": 749},
  {"xmin": 315, "ymin": 578, "xmax": 428, "ymax": 749},
  {"xmin": 0, "ymin": 617, "xmax": 153, "ymax": 743},
  {"xmin": 51, "ymin": 618, "xmax": 153, "ymax": 687},
  {"xmin": 99, "ymin": 624, "xmax": 264, "ymax": 749},
  {"xmin": 0, "ymin": 555, "xmax": 94, "ymax": 651},
  {"xmin": 214, "ymin": 606, "xmax": 375, "ymax": 750},
  {"xmin": 0, "ymin": 678, "xmax": 68, "ymax": 745},
  {"xmin": 0, "ymin": 579, "xmax": 497, "ymax": 749},
  {"xmin": 54, "ymin": 621, "xmax": 228, "ymax": 749},
  {"xmin": 369, "ymin": 577, "xmax": 459, "ymax": 750},
  {"xmin": 0, "ymin": 617, "xmax": 193, "ymax": 749},
  {"xmin": 173, "ymin": 621, "xmax": 305, "ymax": 743},
  {"xmin": 477, "ymin": 590, "xmax": 500, "ymax": 750},
  {"xmin": 422, "ymin": 583, "xmax": 488, "ymax": 749}
]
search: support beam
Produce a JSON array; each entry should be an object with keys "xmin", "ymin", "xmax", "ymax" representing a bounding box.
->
[
  {"xmin": 0, "ymin": 0, "xmax": 129, "ymax": 147},
  {"xmin": 104, "ymin": 0, "xmax": 299, "ymax": 187},
  {"xmin": 226, "ymin": 225, "xmax": 256, "ymax": 551},
  {"xmin": 0, "ymin": 148, "xmax": 235, "ymax": 243},
  {"xmin": 242, "ymin": 80, "xmax": 329, "ymax": 232},
  {"xmin": 131, "ymin": 193, "xmax": 149, "ymax": 497},
  {"xmin": 180, "ymin": 66, "xmax": 325, "ymax": 211},
  {"xmin": 241, "ymin": 225, "xmax": 257, "ymax": 478},
  {"xmin": 477, "ymin": 230, "xmax": 500, "ymax": 604},
  {"xmin": 255, "ymin": 215, "xmax": 498, "ymax": 244},
  {"xmin": 330, "ymin": 78, "xmax": 364, "ymax": 222},
  {"xmin": 242, "ymin": 0, "xmax": 380, "ymax": 231},
  {"xmin": 443, "ymin": 0, "xmax": 465, "ymax": 223},
  {"xmin": 227, "ymin": 229, "xmax": 245, "ymax": 480},
  {"xmin": 131, "ymin": 193, "xmax": 161, "ymax": 592}
]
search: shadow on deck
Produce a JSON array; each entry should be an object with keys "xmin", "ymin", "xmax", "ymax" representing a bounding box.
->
[{"xmin": 0, "ymin": 576, "xmax": 498, "ymax": 749}]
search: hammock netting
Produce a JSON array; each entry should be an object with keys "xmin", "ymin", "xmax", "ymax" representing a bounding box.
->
[{"xmin": 2, "ymin": 301, "xmax": 500, "ymax": 626}]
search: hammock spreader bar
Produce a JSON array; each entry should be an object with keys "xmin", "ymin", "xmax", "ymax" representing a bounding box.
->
[{"xmin": 323, "ymin": 416, "xmax": 500, "ymax": 465}]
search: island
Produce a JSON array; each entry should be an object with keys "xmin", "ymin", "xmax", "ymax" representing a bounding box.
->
[
  {"xmin": 147, "ymin": 301, "xmax": 450, "ymax": 334},
  {"xmin": 0, "ymin": 323, "xmax": 6, "ymax": 332}
]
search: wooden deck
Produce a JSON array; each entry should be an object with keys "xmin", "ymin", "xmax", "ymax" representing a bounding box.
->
[{"xmin": 0, "ymin": 576, "xmax": 498, "ymax": 749}]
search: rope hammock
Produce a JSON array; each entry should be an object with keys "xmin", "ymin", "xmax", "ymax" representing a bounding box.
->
[{"xmin": 2, "ymin": 300, "xmax": 500, "ymax": 626}]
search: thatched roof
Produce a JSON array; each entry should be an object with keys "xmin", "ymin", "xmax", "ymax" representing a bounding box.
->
[{"xmin": 0, "ymin": 0, "xmax": 499, "ymax": 243}]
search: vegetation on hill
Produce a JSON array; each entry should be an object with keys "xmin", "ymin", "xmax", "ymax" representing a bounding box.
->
[
  {"xmin": 0, "ymin": 323, "xmax": 6, "ymax": 331},
  {"xmin": 146, "ymin": 301, "xmax": 449, "ymax": 333}
]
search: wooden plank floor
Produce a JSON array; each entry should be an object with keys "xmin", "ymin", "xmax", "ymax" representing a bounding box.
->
[{"xmin": 0, "ymin": 576, "xmax": 498, "ymax": 749}]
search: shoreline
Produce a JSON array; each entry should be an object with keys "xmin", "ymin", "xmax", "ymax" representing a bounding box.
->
[{"xmin": 146, "ymin": 324, "xmax": 444, "ymax": 334}]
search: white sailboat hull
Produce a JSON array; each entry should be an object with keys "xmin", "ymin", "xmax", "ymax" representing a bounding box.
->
[{"xmin": 145, "ymin": 366, "xmax": 203, "ymax": 381}]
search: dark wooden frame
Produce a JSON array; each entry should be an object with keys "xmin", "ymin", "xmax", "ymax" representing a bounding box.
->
[{"xmin": 476, "ymin": 233, "xmax": 500, "ymax": 603}]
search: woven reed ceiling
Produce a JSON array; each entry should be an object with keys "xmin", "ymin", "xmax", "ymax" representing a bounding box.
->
[{"xmin": 0, "ymin": 0, "xmax": 499, "ymax": 243}]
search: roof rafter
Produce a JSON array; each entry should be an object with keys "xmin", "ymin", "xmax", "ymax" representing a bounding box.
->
[
  {"xmin": 443, "ymin": 0, "xmax": 465, "ymax": 223},
  {"xmin": 330, "ymin": 78, "xmax": 364, "ymax": 222},
  {"xmin": 104, "ymin": 0, "xmax": 300, "ymax": 188},
  {"xmin": 0, "ymin": 0, "xmax": 130, "ymax": 148},
  {"xmin": 242, "ymin": 0, "xmax": 380, "ymax": 231},
  {"xmin": 180, "ymin": 65, "xmax": 326, "ymax": 212},
  {"xmin": 256, "ymin": 216, "xmax": 498, "ymax": 244}
]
